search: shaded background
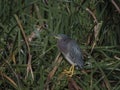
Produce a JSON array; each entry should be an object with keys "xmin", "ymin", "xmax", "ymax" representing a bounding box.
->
[{"xmin": 0, "ymin": 0, "xmax": 120, "ymax": 90}]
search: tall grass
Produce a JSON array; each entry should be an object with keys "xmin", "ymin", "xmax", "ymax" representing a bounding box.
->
[{"xmin": 0, "ymin": 0, "xmax": 120, "ymax": 90}]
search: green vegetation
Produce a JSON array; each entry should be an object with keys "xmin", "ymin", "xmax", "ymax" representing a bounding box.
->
[{"xmin": 0, "ymin": 0, "xmax": 120, "ymax": 90}]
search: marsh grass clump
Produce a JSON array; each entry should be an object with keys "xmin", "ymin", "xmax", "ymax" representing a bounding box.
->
[{"xmin": 0, "ymin": 0, "xmax": 120, "ymax": 90}]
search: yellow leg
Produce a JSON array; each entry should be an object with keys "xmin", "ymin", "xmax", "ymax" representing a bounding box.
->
[{"xmin": 62, "ymin": 64, "xmax": 75, "ymax": 77}]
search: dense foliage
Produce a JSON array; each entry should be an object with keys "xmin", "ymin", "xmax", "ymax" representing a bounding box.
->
[{"xmin": 0, "ymin": 0, "xmax": 120, "ymax": 90}]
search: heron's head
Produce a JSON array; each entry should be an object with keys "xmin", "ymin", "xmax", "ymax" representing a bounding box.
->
[{"xmin": 54, "ymin": 34, "xmax": 69, "ymax": 40}]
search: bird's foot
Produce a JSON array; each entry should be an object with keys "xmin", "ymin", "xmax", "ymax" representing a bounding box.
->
[{"xmin": 62, "ymin": 65, "xmax": 75, "ymax": 77}]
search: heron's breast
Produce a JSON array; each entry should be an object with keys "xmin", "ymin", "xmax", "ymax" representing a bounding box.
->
[{"xmin": 57, "ymin": 40, "xmax": 68, "ymax": 54}]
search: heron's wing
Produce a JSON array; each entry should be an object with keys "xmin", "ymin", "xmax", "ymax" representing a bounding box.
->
[{"xmin": 68, "ymin": 40, "xmax": 84, "ymax": 68}]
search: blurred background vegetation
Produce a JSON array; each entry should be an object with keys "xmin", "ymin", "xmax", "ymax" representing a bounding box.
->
[{"xmin": 0, "ymin": 0, "xmax": 120, "ymax": 90}]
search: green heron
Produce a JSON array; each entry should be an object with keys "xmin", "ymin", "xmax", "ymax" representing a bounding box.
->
[{"xmin": 54, "ymin": 34, "xmax": 84, "ymax": 77}]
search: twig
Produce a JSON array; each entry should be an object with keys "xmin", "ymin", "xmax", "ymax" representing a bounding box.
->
[
  {"xmin": 86, "ymin": 8, "xmax": 102, "ymax": 53},
  {"xmin": 114, "ymin": 55, "xmax": 120, "ymax": 60},
  {"xmin": 44, "ymin": 53, "xmax": 63, "ymax": 90},
  {"xmin": 0, "ymin": 71, "xmax": 17, "ymax": 88},
  {"xmin": 68, "ymin": 78, "xmax": 82, "ymax": 90},
  {"xmin": 111, "ymin": 0, "xmax": 120, "ymax": 14},
  {"xmin": 86, "ymin": 8, "xmax": 98, "ymax": 24},
  {"xmin": 14, "ymin": 14, "xmax": 34, "ymax": 80}
]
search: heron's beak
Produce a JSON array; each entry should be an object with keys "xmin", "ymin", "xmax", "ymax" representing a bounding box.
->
[{"xmin": 54, "ymin": 35, "xmax": 61, "ymax": 39}]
